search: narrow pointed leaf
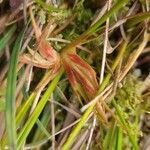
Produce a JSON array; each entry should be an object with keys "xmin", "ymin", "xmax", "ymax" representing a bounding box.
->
[
  {"xmin": 85, "ymin": 0, "xmax": 129, "ymax": 35},
  {"xmin": 17, "ymin": 69, "xmax": 63, "ymax": 150},
  {"xmin": 0, "ymin": 25, "xmax": 16, "ymax": 56},
  {"xmin": 5, "ymin": 30, "xmax": 24, "ymax": 149},
  {"xmin": 126, "ymin": 12, "xmax": 150, "ymax": 28}
]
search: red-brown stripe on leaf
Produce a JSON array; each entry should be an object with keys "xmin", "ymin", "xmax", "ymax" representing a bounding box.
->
[
  {"xmin": 38, "ymin": 38, "xmax": 58, "ymax": 62},
  {"xmin": 73, "ymin": 68, "xmax": 96, "ymax": 98},
  {"xmin": 68, "ymin": 53, "xmax": 98, "ymax": 88},
  {"xmin": 63, "ymin": 60, "xmax": 77, "ymax": 88}
]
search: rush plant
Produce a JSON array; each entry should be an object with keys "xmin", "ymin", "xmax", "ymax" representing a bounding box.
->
[{"xmin": 0, "ymin": 0, "xmax": 150, "ymax": 150}]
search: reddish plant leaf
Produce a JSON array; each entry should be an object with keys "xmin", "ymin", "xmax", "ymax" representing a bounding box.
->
[
  {"xmin": 68, "ymin": 53, "xmax": 98, "ymax": 85},
  {"xmin": 38, "ymin": 38, "xmax": 55, "ymax": 60},
  {"xmin": 68, "ymin": 53, "xmax": 98, "ymax": 87},
  {"xmin": 63, "ymin": 61, "xmax": 79, "ymax": 96},
  {"xmin": 62, "ymin": 53, "xmax": 99, "ymax": 101},
  {"xmin": 73, "ymin": 69, "xmax": 96, "ymax": 98},
  {"xmin": 37, "ymin": 38, "xmax": 61, "ymax": 73}
]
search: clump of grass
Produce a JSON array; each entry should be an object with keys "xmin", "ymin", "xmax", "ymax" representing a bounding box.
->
[{"xmin": 0, "ymin": 0, "xmax": 150, "ymax": 149}]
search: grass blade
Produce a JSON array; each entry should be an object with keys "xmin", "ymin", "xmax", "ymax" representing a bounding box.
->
[
  {"xmin": 103, "ymin": 121, "xmax": 116, "ymax": 150},
  {"xmin": 16, "ymin": 93, "xmax": 36, "ymax": 125},
  {"xmin": 0, "ymin": 25, "xmax": 16, "ymax": 56},
  {"xmin": 112, "ymin": 100, "xmax": 138, "ymax": 150},
  {"xmin": 115, "ymin": 127, "xmax": 123, "ymax": 150},
  {"xmin": 17, "ymin": 69, "xmax": 63, "ymax": 150},
  {"xmin": 32, "ymin": 105, "xmax": 51, "ymax": 141},
  {"xmin": 0, "ymin": 93, "xmax": 35, "ymax": 149},
  {"xmin": 126, "ymin": 12, "xmax": 150, "ymax": 28},
  {"xmin": 62, "ymin": 104, "xmax": 94, "ymax": 150},
  {"xmin": 5, "ymin": 30, "xmax": 24, "ymax": 149},
  {"xmin": 63, "ymin": 0, "xmax": 129, "ymax": 50},
  {"xmin": 85, "ymin": 0, "xmax": 129, "ymax": 35}
]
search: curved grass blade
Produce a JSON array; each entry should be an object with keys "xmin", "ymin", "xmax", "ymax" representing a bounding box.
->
[
  {"xmin": 0, "ymin": 25, "xmax": 16, "ymax": 56},
  {"xmin": 0, "ymin": 93, "xmax": 35, "ymax": 149},
  {"xmin": 62, "ymin": 104, "xmax": 94, "ymax": 150},
  {"xmin": 32, "ymin": 105, "xmax": 51, "ymax": 142},
  {"xmin": 63, "ymin": 0, "xmax": 129, "ymax": 55},
  {"xmin": 61, "ymin": 29, "xmax": 130, "ymax": 150},
  {"xmin": 103, "ymin": 121, "xmax": 116, "ymax": 150},
  {"xmin": 112, "ymin": 100, "xmax": 138, "ymax": 150},
  {"xmin": 5, "ymin": 30, "xmax": 24, "ymax": 149},
  {"xmin": 17, "ymin": 69, "xmax": 63, "ymax": 150},
  {"xmin": 126, "ymin": 12, "xmax": 150, "ymax": 28},
  {"xmin": 115, "ymin": 127, "xmax": 123, "ymax": 150},
  {"xmin": 16, "ymin": 93, "xmax": 36, "ymax": 125},
  {"xmin": 85, "ymin": 0, "xmax": 129, "ymax": 35}
]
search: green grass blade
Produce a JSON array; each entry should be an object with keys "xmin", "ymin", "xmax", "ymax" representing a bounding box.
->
[
  {"xmin": 16, "ymin": 93, "xmax": 36, "ymax": 125},
  {"xmin": 126, "ymin": 12, "xmax": 150, "ymax": 28},
  {"xmin": 0, "ymin": 25, "xmax": 16, "ymax": 56},
  {"xmin": 0, "ymin": 93, "xmax": 35, "ymax": 149},
  {"xmin": 17, "ymin": 69, "xmax": 63, "ymax": 150},
  {"xmin": 36, "ymin": 119, "xmax": 51, "ymax": 138},
  {"xmin": 103, "ymin": 121, "xmax": 116, "ymax": 150},
  {"xmin": 62, "ymin": 104, "xmax": 95, "ymax": 150},
  {"xmin": 63, "ymin": 0, "xmax": 129, "ymax": 50},
  {"xmin": 85, "ymin": 0, "xmax": 129, "ymax": 35},
  {"xmin": 33, "ymin": 105, "xmax": 51, "ymax": 141},
  {"xmin": 61, "ymin": 37, "xmax": 130, "ymax": 150},
  {"xmin": 112, "ymin": 100, "xmax": 138, "ymax": 150},
  {"xmin": 5, "ymin": 30, "xmax": 24, "ymax": 149},
  {"xmin": 116, "ymin": 127, "xmax": 123, "ymax": 150}
]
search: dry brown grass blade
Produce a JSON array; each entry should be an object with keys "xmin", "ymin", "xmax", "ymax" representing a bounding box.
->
[{"xmin": 119, "ymin": 31, "xmax": 150, "ymax": 80}]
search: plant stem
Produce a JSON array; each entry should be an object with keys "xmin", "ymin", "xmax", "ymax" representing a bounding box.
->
[
  {"xmin": 5, "ymin": 30, "xmax": 24, "ymax": 149},
  {"xmin": 61, "ymin": 34, "xmax": 130, "ymax": 149},
  {"xmin": 62, "ymin": 0, "xmax": 129, "ymax": 53},
  {"xmin": 62, "ymin": 104, "xmax": 94, "ymax": 150},
  {"xmin": 17, "ymin": 69, "xmax": 63, "ymax": 149},
  {"xmin": 98, "ymin": 37, "xmax": 130, "ymax": 93}
]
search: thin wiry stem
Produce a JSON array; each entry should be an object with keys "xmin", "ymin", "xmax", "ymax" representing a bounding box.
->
[
  {"xmin": 51, "ymin": 94, "xmax": 55, "ymax": 150},
  {"xmin": 119, "ymin": 1, "xmax": 138, "ymax": 41},
  {"xmin": 16, "ymin": 64, "xmax": 31, "ymax": 96},
  {"xmin": 29, "ymin": 6, "xmax": 41, "ymax": 39},
  {"xmin": 81, "ymin": 83, "xmax": 112, "ymax": 112},
  {"xmin": 24, "ymin": 120, "xmax": 80, "ymax": 149},
  {"xmin": 48, "ymin": 37, "xmax": 92, "ymax": 54},
  {"xmin": 23, "ymin": 0, "xmax": 28, "ymax": 24},
  {"xmin": 72, "ymin": 129, "xmax": 89, "ymax": 150},
  {"xmin": 52, "ymin": 101, "xmax": 81, "ymax": 118},
  {"xmin": 146, "ymin": 0, "xmax": 150, "ymax": 11},
  {"xmin": 100, "ymin": 0, "xmax": 112, "ymax": 84},
  {"xmin": 86, "ymin": 115, "xmax": 96, "ymax": 150},
  {"xmin": 26, "ymin": 66, "xmax": 33, "ymax": 92},
  {"xmin": 82, "ymin": 31, "xmax": 149, "ymax": 112},
  {"xmin": 119, "ymin": 31, "xmax": 149, "ymax": 81},
  {"xmin": 91, "ymin": 2, "xmax": 107, "ymax": 26}
]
